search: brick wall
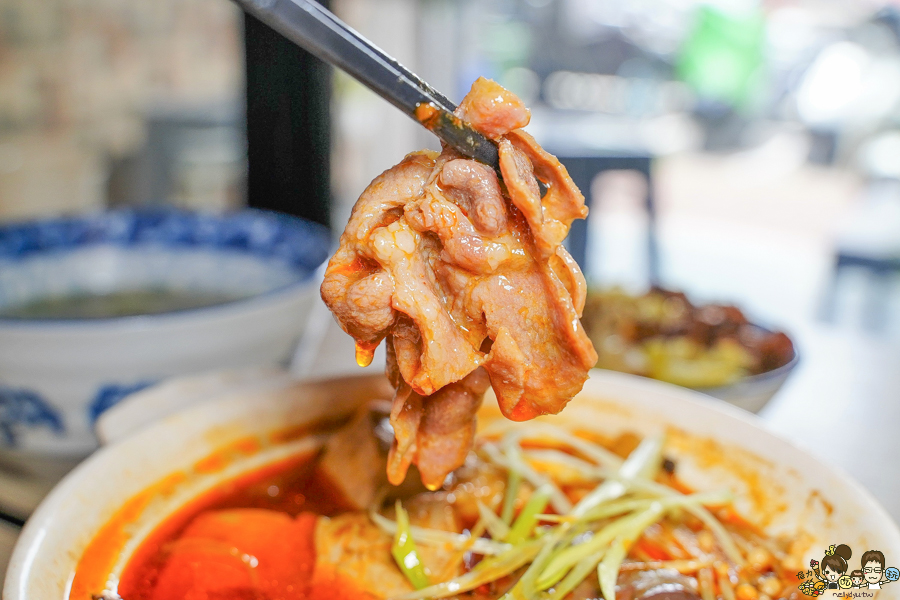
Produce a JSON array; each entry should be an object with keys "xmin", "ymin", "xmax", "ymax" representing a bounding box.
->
[{"xmin": 0, "ymin": 0, "xmax": 242, "ymax": 221}]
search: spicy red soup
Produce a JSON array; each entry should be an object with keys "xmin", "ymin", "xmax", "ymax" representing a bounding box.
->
[{"xmin": 115, "ymin": 453, "xmax": 364, "ymax": 600}]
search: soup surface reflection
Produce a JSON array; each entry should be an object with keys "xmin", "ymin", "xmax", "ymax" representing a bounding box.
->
[{"xmin": 0, "ymin": 289, "xmax": 245, "ymax": 320}]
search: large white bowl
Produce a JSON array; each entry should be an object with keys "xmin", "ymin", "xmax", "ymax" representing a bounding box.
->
[
  {"xmin": 0, "ymin": 209, "xmax": 330, "ymax": 460},
  {"xmin": 5, "ymin": 370, "xmax": 900, "ymax": 599}
]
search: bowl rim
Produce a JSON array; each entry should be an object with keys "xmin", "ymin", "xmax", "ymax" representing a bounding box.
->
[{"xmin": 0, "ymin": 208, "xmax": 330, "ymax": 328}]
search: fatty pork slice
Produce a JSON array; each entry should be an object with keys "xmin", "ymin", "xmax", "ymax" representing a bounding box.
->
[{"xmin": 320, "ymin": 77, "xmax": 597, "ymax": 490}]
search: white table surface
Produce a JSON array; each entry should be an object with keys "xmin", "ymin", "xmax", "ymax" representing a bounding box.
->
[
  {"xmin": 1, "ymin": 318, "xmax": 898, "ymax": 587},
  {"xmin": 759, "ymin": 322, "xmax": 900, "ymax": 519}
]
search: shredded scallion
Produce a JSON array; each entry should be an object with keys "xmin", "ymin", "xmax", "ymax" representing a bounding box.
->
[
  {"xmin": 506, "ymin": 484, "xmax": 552, "ymax": 544},
  {"xmin": 391, "ymin": 500, "xmax": 431, "ymax": 590},
  {"xmin": 370, "ymin": 494, "xmax": 510, "ymax": 556},
  {"xmin": 501, "ymin": 468, "xmax": 521, "ymax": 525},
  {"xmin": 597, "ymin": 502, "xmax": 666, "ymax": 600},
  {"xmin": 477, "ymin": 500, "xmax": 511, "ymax": 542},
  {"xmin": 388, "ymin": 541, "xmax": 543, "ymax": 600},
  {"xmin": 377, "ymin": 427, "xmax": 754, "ymax": 600}
]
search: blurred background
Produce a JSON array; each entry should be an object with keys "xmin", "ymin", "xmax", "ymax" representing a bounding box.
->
[
  {"xmin": 2, "ymin": 0, "xmax": 900, "ymax": 573},
  {"xmin": 4, "ymin": 0, "xmax": 900, "ymax": 335}
]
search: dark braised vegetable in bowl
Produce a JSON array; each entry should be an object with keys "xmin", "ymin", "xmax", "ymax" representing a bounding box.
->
[{"xmin": 581, "ymin": 288, "xmax": 795, "ymax": 389}]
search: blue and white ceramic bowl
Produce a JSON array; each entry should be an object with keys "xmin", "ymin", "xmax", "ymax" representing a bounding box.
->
[{"xmin": 0, "ymin": 209, "xmax": 330, "ymax": 460}]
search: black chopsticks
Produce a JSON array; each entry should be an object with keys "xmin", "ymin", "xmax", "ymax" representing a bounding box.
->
[{"xmin": 232, "ymin": 0, "xmax": 501, "ymax": 170}]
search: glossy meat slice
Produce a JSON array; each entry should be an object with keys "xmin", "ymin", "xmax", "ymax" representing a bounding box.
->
[
  {"xmin": 322, "ymin": 151, "xmax": 483, "ymax": 391},
  {"xmin": 321, "ymin": 150, "xmax": 435, "ymax": 349},
  {"xmin": 438, "ymin": 158, "xmax": 509, "ymax": 236},
  {"xmin": 456, "ymin": 76, "xmax": 531, "ymax": 139},
  {"xmin": 321, "ymin": 78, "xmax": 596, "ymax": 489},
  {"xmin": 500, "ymin": 131, "xmax": 588, "ymax": 260},
  {"xmin": 384, "ymin": 337, "xmax": 491, "ymax": 490},
  {"xmin": 408, "ymin": 366, "xmax": 490, "ymax": 489},
  {"xmin": 476, "ymin": 263, "xmax": 596, "ymax": 421}
]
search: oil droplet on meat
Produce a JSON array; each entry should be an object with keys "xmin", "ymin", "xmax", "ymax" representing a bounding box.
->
[{"xmin": 356, "ymin": 343, "xmax": 375, "ymax": 367}]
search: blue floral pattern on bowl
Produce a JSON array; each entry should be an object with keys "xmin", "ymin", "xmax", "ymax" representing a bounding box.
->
[
  {"xmin": 0, "ymin": 385, "xmax": 64, "ymax": 446},
  {"xmin": 0, "ymin": 209, "xmax": 331, "ymax": 457},
  {"xmin": 0, "ymin": 209, "xmax": 332, "ymax": 319},
  {"xmin": 0, "ymin": 208, "xmax": 330, "ymax": 271}
]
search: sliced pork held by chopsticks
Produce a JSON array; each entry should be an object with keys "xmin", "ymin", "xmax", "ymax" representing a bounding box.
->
[{"xmin": 321, "ymin": 77, "xmax": 597, "ymax": 489}]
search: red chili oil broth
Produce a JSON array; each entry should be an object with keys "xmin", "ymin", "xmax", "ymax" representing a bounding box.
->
[{"xmin": 116, "ymin": 451, "xmax": 355, "ymax": 599}]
